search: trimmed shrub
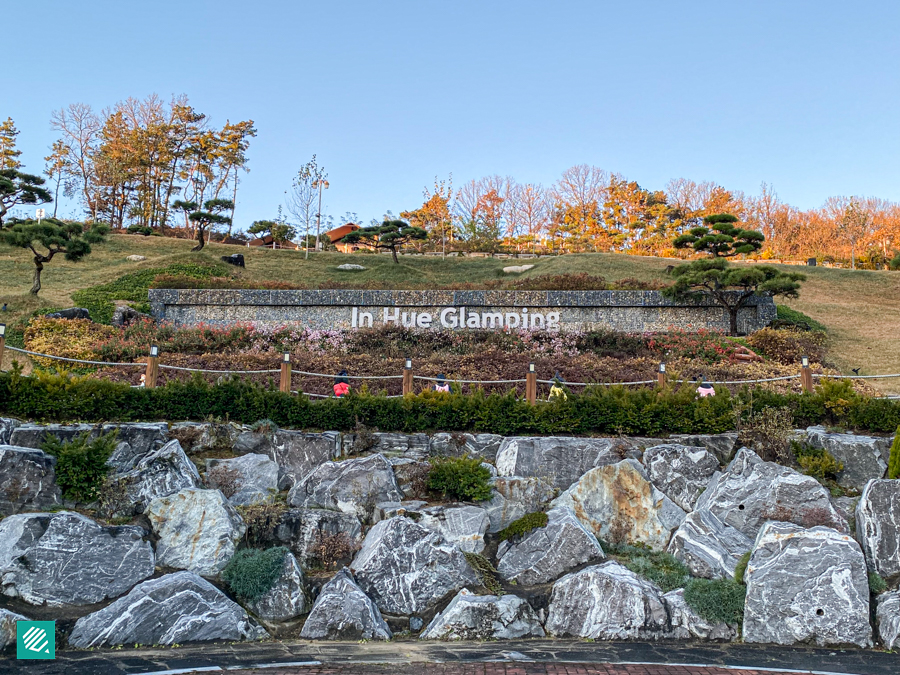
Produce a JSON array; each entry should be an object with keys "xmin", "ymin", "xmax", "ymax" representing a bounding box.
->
[
  {"xmin": 41, "ymin": 431, "xmax": 118, "ymax": 503},
  {"xmin": 221, "ymin": 546, "xmax": 289, "ymax": 601},
  {"xmin": 24, "ymin": 318, "xmax": 118, "ymax": 369},
  {"xmin": 497, "ymin": 511, "xmax": 549, "ymax": 542},
  {"xmin": 683, "ymin": 578, "xmax": 746, "ymax": 625},
  {"xmin": 427, "ymin": 455, "xmax": 493, "ymax": 502},
  {"xmin": 774, "ymin": 305, "xmax": 827, "ymax": 333},
  {"xmin": 746, "ymin": 327, "xmax": 827, "ymax": 366}
]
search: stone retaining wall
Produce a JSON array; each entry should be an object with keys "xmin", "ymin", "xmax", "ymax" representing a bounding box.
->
[{"xmin": 149, "ymin": 289, "xmax": 777, "ymax": 333}]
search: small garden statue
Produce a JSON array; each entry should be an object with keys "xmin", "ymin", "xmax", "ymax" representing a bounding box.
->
[{"xmin": 549, "ymin": 372, "xmax": 568, "ymax": 401}]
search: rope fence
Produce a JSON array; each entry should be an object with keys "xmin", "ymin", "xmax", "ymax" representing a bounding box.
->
[{"xmin": 2, "ymin": 335, "xmax": 900, "ymax": 402}]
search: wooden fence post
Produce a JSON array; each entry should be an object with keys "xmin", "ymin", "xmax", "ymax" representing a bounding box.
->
[
  {"xmin": 800, "ymin": 355, "xmax": 813, "ymax": 393},
  {"xmin": 526, "ymin": 362, "xmax": 537, "ymax": 405},
  {"xmin": 145, "ymin": 345, "xmax": 159, "ymax": 389},
  {"xmin": 402, "ymin": 358, "xmax": 413, "ymax": 395},
  {"xmin": 657, "ymin": 362, "xmax": 667, "ymax": 389},
  {"xmin": 0, "ymin": 324, "xmax": 6, "ymax": 368},
  {"xmin": 280, "ymin": 353, "xmax": 292, "ymax": 394}
]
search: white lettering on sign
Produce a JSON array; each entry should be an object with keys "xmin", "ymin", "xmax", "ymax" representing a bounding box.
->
[{"xmin": 351, "ymin": 307, "xmax": 560, "ymax": 330}]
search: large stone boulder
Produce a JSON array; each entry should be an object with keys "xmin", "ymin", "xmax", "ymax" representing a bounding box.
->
[
  {"xmin": 207, "ymin": 453, "xmax": 280, "ymax": 505},
  {"xmin": 233, "ymin": 430, "xmax": 273, "ymax": 456},
  {"xmin": 481, "ymin": 476, "xmax": 555, "ymax": 533},
  {"xmin": 288, "ymin": 454, "xmax": 402, "ymax": 523},
  {"xmin": 0, "ymin": 446, "xmax": 61, "ymax": 516},
  {"xmin": 855, "ymin": 479, "xmax": 900, "ymax": 585},
  {"xmin": 370, "ymin": 432, "xmax": 430, "ymax": 460},
  {"xmin": 669, "ymin": 433, "xmax": 738, "ymax": 464},
  {"xmin": 9, "ymin": 423, "xmax": 95, "ymax": 449},
  {"xmin": 743, "ymin": 522, "xmax": 872, "ymax": 647},
  {"xmin": 68, "ymin": 571, "xmax": 268, "ymax": 647},
  {"xmin": 496, "ymin": 507, "xmax": 605, "ymax": 585},
  {"xmin": 545, "ymin": 561, "xmax": 668, "ymax": 639},
  {"xmin": 551, "ymin": 459, "xmax": 686, "ymax": 550},
  {"xmin": 642, "ymin": 444, "xmax": 720, "ymax": 512},
  {"xmin": 245, "ymin": 550, "xmax": 308, "ymax": 623},
  {"xmin": 420, "ymin": 588, "xmax": 545, "ymax": 640},
  {"xmin": 496, "ymin": 436, "xmax": 641, "ymax": 490},
  {"xmin": 351, "ymin": 516, "xmax": 478, "ymax": 617},
  {"xmin": 102, "ymin": 423, "xmax": 168, "ymax": 470},
  {"xmin": 667, "ymin": 509, "xmax": 753, "ymax": 580},
  {"xmin": 418, "ymin": 505, "xmax": 490, "ymax": 554},
  {"xmin": 663, "ymin": 588, "xmax": 737, "ymax": 641},
  {"xmin": 0, "ymin": 418, "xmax": 21, "ymax": 445},
  {"xmin": 169, "ymin": 422, "xmax": 241, "ymax": 454},
  {"xmin": 0, "ymin": 608, "xmax": 29, "ymax": 650},
  {"xmin": 694, "ymin": 448, "xmax": 846, "ymax": 539},
  {"xmin": 876, "ymin": 591, "xmax": 900, "ymax": 650},
  {"xmin": 299, "ymin": 568, "xmax": 391, "ymax": 640},
  {"xmin": 430, "ymin": 433, "xmax": 504, "ymax": 462},
  {"xmin": 0, "ymin": 512, "xmax": 154, "ymax": 607},
  {"xmin": 270, "ymin": 430, "xmax": 340, "ymax": 486},
  {"xmin": 106, "ymin": 439, "xmax": 201, "ymax": 516},
  {"xmin": 146, "ymin": 488, "xmax": 245, "ymax": 577},
  {"xmin": 274, "ymin": 508, "xmax": 363, "ymax": 567},
  {"xmin": 806, "ymin": 426, "xmax": 892, "ymax": 489}
]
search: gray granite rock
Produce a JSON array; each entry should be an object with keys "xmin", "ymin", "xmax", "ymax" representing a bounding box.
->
[
  {"xmin": 663, "ymin": 588, "xmax": 737, "ymax": 640},
  {"xmin": 9, "ymin": 423, "xmax": 95, "ymax": 449},
  {"xmin": 245, "ymin": 551, "xmax": 308, "ymax": 623},
  {"xmin": 876, "ymin": 590, "xmax": 900, "ymax": 650},
  {"xmin": 270, "ymin": 430, "xmax": 340, "ymax": 486},
  {"xmin": 389, "ymin": 458, "xmax": 430, "ymax": 497},
  {"xmin": 337, "ymin": 263, "xmax": 366, "ymax": 270},
  {"xmin": 0, "ymin": 511, "xmax": 154, "ymax": 607},
  {"xmin": 667, "ymin": 509, "xmax": 753, "ymax": 580},
  {"xmin": 643, "ymin": 444, "xmax": 720, "ymax": 512},
  {"xmin": 743, "ymin": 522, "xmax": 872, "ymax": 647},
  {"xmin": 233, "ymin": 431, "xmax": 273, "ymax": 456},
  {"xmin": 0, "ymin": 446, "xmax": 61, "ymax": 516},
  {"xmin": 288, "ymin": 454, "xmax": 402, "ymax": 523},
  {"xmin": 106, "ymin": 439, "xmax": 201, "ymax": 516},
  {"xmin": 551, "ymin": 459, "xmax": 686, "ymax": 550},
  {"xmin": 169, "ymin": 422, "xmax": 241, "ymax": 454},
  {"xmin": 102, "ymin": 423, "xmax": 168, "ymax": 470},
  {"xmin": 669, "ymin": 433, "xmax": 739, "ymax": 464},
  {"xmin": 482, "ymin": 476, "xmax": 556, "ymax": 533},
  {"xmin": 430, "ymin": 433, "xmax": 504, "ymax": 462},
  {"xmin": 806, "ymin": 426, "xmax": 891, "ymax": 489},
  {"xmin": 274, "ymin": 508, "xmax": 363, "ymax": 567},
  {"xmin": 207, "ymin": 453, "xmax": 280, "ymax": 505},
  {"xmin": 373, "ymin": 500, "xmax": 428, "ymax": 523},
  {"xmin": 68, "ymin": 571, "xmax": 268, "ymax": 647},
  {"xmin": 496, "ymin": 436, "xmax": 641, "ymax": 490},
  {"xmin": 496, "ymin": 506, "xmax": 605, "ymax": 585},
  {"xmin": 420, "ymin": 588, "xmax": 545, "ymax": 640},
  {"xmin": 418, "ymin": 505, "xmax": 490, "ymax": 554},
  {"xmin": 371, "ymin": 432, "xmax": 431, "ymax": 460},
  {"xmin": 694, "ymin": 448, "xmax": 846, "ymax": 539},
  {"xmin": 0, "ymin": 418, "xmax": 21, "ymax": 445},
  {"xmin": 545, "ymin": 561, "xmax": 668, "ymax": 639},
  {"xmin": 146, "ymin": 488, "xmax": 245, "ymax": 577},
  {"xmin": 0, "ymin": 607, "xmax": 29, "ymax": 650},
  {"xmin": 299, "ymin": 568, "xmax": 391, "ymax": 640},
  {"xmin": 855, "ymin": 479, "xmax": 900, "ymax": 584},
  {"xmin": 351, "ymin": 516, "xmax": 478, "ymax": 617}
]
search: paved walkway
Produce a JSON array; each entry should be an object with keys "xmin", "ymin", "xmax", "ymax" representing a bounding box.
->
[{"xmin": 2, "ymin": 640, "xmax": 897, "ymax": 675}]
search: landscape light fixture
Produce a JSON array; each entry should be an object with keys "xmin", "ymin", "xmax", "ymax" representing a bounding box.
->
[
  {"xmin": 659, "ymin": 362, "xmax": 666, "ymax": 374},
  {"xmin": 150, "ymin": 345, "xmax": 159, "ymax": 357},
  {"xmin": 405, "ymin": 358, "xmax": 412, "ymax": 370},
  {"xmin": 529, "ymin": 362, "xmax": 535, "ymax": 373},
  {"xmin": 0, "ymin": 324, "xmax": 5, "ymax": 338},
  {"xmin": 801, "ymin": 355, "xmax": 809, "ymax": 368},
  {"xmin": 283, "ymin": 353, "xmax": 291, "ymax": 363}
]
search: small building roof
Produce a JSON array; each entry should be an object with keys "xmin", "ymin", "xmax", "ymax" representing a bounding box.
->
[{"xmin": 324, "ymin": 223, "xmax": 360, "ymax": 243}]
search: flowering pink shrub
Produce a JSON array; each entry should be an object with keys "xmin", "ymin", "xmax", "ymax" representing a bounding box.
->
[{"xmin": 647, "ymin": 328, "xmax": 736, "ymax": 363}]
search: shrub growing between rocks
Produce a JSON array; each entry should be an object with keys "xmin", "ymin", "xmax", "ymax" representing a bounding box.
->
[
  {"xmin": 497, "ymin": 512, "xmax": 549, "ymax": 542},
  {"xmin": 792, "ymin": 441, "xmax": 844, "ymax": 481},
  {"xmin": 41, "ymin": 431, "xmax": 117, "ymax": 503},
  {"xmin": 683, "ymin": 578, "xmax": 746, "ymax": 625},
  {"xmin": 889, "ymin": 425, "xmax": 900, "ymax": 479},
  {"xmin": 605, "ymin": 542, "xmax": 690, "ymax": 592},
  {"xmin": 427, "ymin": 456, "xmax": 493, "ymax": 502},
  {"xmin": 221, "ymin": 546, "xmax": 289, "ymax": 601},
  {"xmin": 869, "ymin": 572, "xmax": 888, "ymax": 595}
]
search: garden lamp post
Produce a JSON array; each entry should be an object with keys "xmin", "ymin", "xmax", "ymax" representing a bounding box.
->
[{"xmin": 311, "ymin": 179, "xmax": 330, "ymax": 257}]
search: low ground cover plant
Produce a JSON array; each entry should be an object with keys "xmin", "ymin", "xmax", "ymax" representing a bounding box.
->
[
  {"xmin": 683, "ymin": 578, "xmax": 746, "ymax": 625},
  {"xmin": 221, "ymin": 546, "xmax": 289, "ymax": 601},
  {"xmin": 497, "ymin": 512, "xmax": 549, "ymax": 541}
]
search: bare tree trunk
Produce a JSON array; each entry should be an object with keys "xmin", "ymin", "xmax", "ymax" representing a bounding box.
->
[
  {"xmin": 31, "ymin": 259, "xmax": 44, "ymax": 295},
  {"xmin": 192, "ymin": 227, "xmax": 206, "ymax": 252},
  {"xmin": 391, "ymin": 247, "xmax": 399, "ymax": 264}
]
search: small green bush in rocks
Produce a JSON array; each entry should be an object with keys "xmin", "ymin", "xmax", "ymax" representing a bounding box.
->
[
  {"xmin": 684, "ymin": 578, "xmax": 746, "ymax": 625},
  {"xmin": 221, "ymin": 546, "xmax": 289, "ymax": 601},
  {"xmin": 41, "ymin": 431, "xmax": 118, "ymax": 503},
  {"xmin": 498, "ymin": 512, "xmax": 549, "ymax": 542},
  {"xmin": 427, "ymin": 455, "xmax": 493, "ymax": 502}
]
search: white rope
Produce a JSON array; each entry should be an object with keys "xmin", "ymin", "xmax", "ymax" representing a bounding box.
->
[
  {"xmin": 674, "ymin": 374, "xmax": 801, "ymax": 384},
  {"xmin": 812, "ymin": 373, "xmax": 900, "ymax": 380},
  {"xmin": 413, "ymin": 375, "xmax": 527, "ymax": 384},
  {"xmin": 158, "ymin": 364, "xmax": 280, "ymax": 374},
  {"xmin": 293, "ymin": 370, "xmax": 404, "ymax": 380},
  {"xmin": 5, "ymin": 346, "xmax": 144, "ymax": 367},
  {"xmin": 537, "ymin": 379, "xmax": 656, "ymax": 386}
]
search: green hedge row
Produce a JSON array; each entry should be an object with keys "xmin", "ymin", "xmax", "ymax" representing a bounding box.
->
[{"xmin": 1, "ymin": 371, "xmax": 898, "ymax": 434}]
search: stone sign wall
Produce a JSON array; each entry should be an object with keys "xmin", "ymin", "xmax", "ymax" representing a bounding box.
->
[{"xmin": 149, "ymin": 289, "xmax": 776, "ymax": 333}]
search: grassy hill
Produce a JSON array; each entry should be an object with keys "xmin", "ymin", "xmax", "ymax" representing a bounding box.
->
[{"xmin": 1, "ymin": 235, "xmax": 898, "ymax": 392}]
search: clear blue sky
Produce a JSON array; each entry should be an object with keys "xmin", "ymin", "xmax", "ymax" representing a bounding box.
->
[{"xmin": 6, "ymin": 1, "xmax": 899, "ymax": 227}]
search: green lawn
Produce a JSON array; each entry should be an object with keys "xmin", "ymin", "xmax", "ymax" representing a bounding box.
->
[{"xmin": 1, "ymin": 235, "xmax": 898, "ymax": 392}]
